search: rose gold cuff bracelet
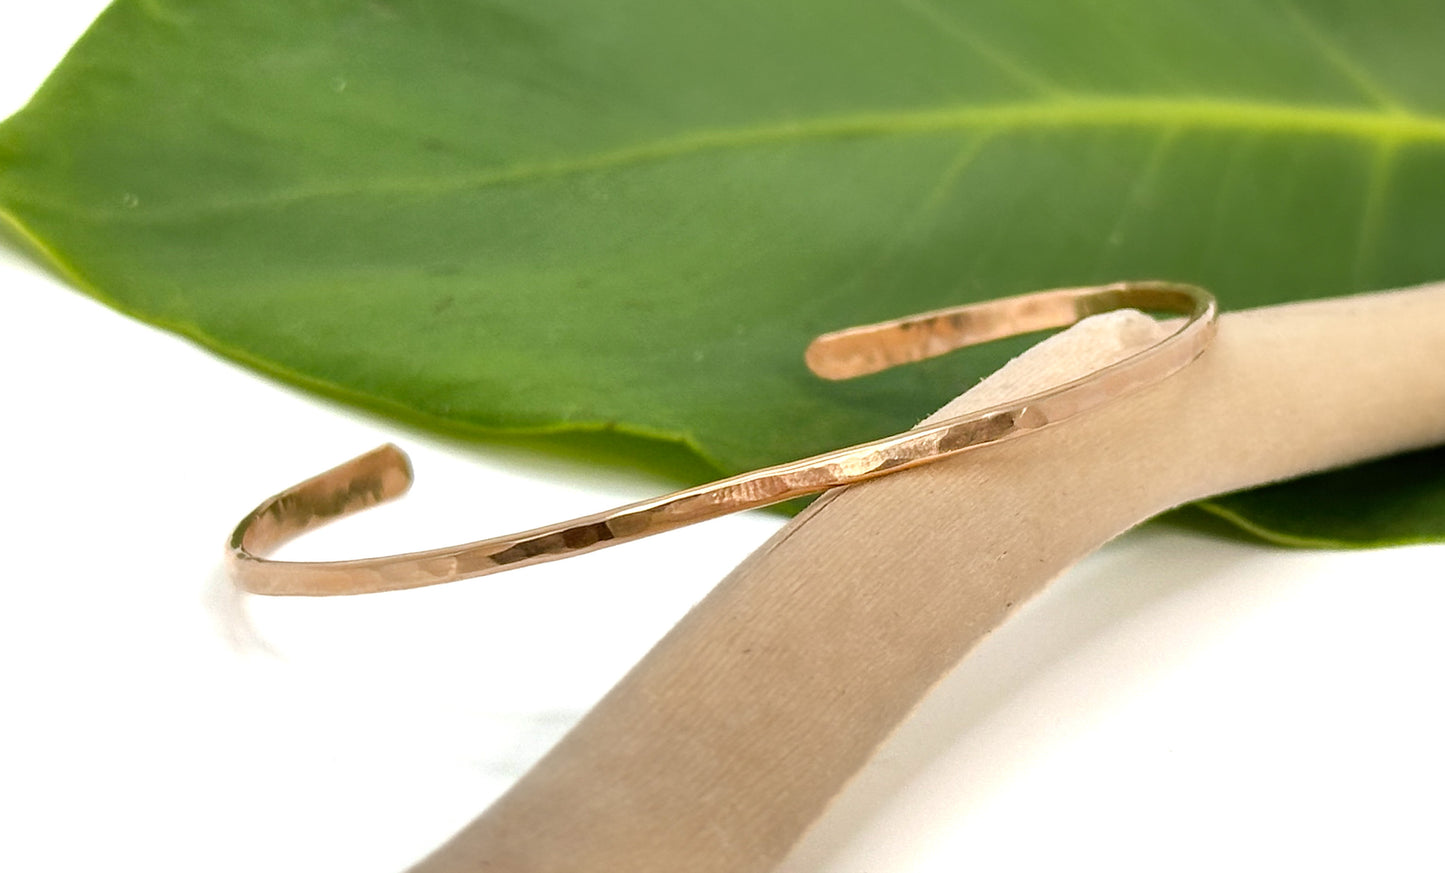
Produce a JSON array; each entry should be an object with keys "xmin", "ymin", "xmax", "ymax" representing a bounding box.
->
[{"xmin": 228, "ymin": 280, "xmax": 1216, "ymax": 596}]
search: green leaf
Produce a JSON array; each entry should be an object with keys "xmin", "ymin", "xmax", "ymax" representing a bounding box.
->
[
  {"xmin": 2, "ymin": 0, "xmax": 1443, "ymax": 546},
  {"xmin": 1197, "ymin": 445, "xmax": 1445, "ymax": 548}
]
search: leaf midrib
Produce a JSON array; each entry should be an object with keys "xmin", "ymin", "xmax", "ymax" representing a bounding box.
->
[{"xmin": 8, "ymin": 94, "xmax": 1445, "ymax": 222}]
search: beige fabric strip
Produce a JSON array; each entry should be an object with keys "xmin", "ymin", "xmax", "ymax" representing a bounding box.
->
[{"xmin": 413, "ymin": 282, "xmax": 1445, "ymax": 873}]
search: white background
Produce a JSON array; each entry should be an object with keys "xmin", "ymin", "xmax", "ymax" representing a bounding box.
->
[{"xmin": 3, "ymin": 4, "xmax": 1443, "ymax": 870}]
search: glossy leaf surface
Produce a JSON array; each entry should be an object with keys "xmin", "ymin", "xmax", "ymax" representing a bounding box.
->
[{"xmin": 2, "ymin": 0, "xmax": 1443, "ymax": 545}]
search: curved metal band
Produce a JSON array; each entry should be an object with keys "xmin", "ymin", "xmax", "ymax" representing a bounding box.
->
[{"xmin": 229, "ymin": 280, "xmax": 1217, "ymax": 596}]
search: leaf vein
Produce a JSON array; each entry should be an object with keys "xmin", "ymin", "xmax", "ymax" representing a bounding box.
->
[
  {"xmin": 1091, "ymin": 127, "xmax": 1180, "ymax": 277},
  {"xmin": 1276, "ymin": 0, "xmax": 1407, "ymax": 112},
  {"xmin": 893, "ymin": 0, "xmax": 1066, "ymax": 98},
  {"xmin": 1352, "ymin": 141, "xmax": 1399, "ymax": 288},
  {"xmin": 843, "ymin": 131, "xmax": 994, "ymax": 295},
  {"xmin": 12, "ymin": 96, "xmax": 1445, "ymax": 223}
]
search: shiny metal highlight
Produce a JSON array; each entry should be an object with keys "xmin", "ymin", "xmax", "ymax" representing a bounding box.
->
[{"xmin": 229, "ymin": 281, "xmax": 1216, "ymax": 595}]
